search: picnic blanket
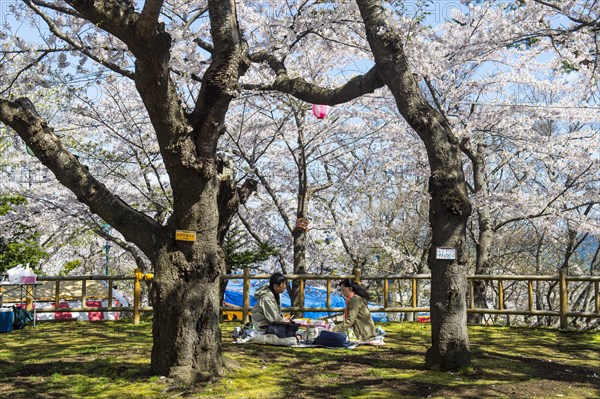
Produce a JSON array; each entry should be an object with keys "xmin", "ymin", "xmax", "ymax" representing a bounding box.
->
[
  {"xmin": 292, "ymin": 337, "xmax": 385, "ymax": 349},
  {"xmin": 233, "ymin": 333, "xmax": 384, "ymax": 349},
  {"xmin": 231, "ymin": 323, "xmax": 386, "ymax": 349}
]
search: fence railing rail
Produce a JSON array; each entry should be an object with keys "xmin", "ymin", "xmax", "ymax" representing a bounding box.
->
[{"xmin": 2, "ymin": 268, "xmax": 598, "ymax": 328}]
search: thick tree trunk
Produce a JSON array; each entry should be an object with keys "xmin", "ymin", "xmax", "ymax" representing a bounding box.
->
[
  {"xmin": 424, "ymin": 153, "xmax": 472, "ymax": 371},
  {"xmin": 3, "ymin": 0, "xmax": 243, "ymax": 387},
  {"xmin": 150, "ymin": 174, "xmax": 224, "ymax": 383},
  {"xmin": 151, "ymin": 249, "xmax": 223, "ymax": 384}
]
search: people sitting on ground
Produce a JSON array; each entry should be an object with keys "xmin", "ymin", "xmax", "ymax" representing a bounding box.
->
[
  {"xmin": 332, "ymin": 278, "xmax": 376, "ymax": 342},
  {"xmin": 251, "ymin": 272, "xmax": 299, "ymax": 339}
]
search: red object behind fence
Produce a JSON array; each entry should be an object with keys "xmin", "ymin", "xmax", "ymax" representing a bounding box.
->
[
  {"xmin": 53, "ymin": 302, "xmax": 73, "ymax": 320},
  {"xmin": 86, "ymin": 300, "xmax": 104, "ymax": 321}
]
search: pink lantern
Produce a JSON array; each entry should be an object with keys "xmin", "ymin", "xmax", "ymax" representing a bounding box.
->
[{"xmin": 312, "ymin": 104, "xmax": 330, "ymax": 119}]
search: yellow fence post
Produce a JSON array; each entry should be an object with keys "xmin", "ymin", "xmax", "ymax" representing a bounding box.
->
[
  {"xmin": 25, "ymin": 285, "xmax": 33, "ymax": 311},
  {"xmin": 299, "ymin": 278, "xmax": 305, "ymax": 316},
  {"xmin": 134, "ymin": 268, "xmax": 142, "ymax": 325}
]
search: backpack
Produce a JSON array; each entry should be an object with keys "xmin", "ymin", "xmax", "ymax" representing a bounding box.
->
[{"xmin": 12, "ymin": 306, "xmax": 34, "ymax": 330}]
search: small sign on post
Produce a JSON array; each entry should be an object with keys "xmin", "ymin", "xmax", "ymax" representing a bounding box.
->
[
  {"xmin": 175, "ymin": 230, "xmax": 196, "ymax": 242},
  {"xmin": 436, "ymin": 247, "xmax": 457, "ymax": 260}
]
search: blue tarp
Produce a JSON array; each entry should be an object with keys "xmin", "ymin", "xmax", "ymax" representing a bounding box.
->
[{"xmin": 223, "ymin": 279, "xmax": 388, "ymax": 321}]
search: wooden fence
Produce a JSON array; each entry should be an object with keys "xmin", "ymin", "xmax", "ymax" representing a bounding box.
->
[
  {"xmin": 1, "ymin": 270, "xmax": 153, "ymax": 324},
  {"xmin": 221, "ymin": 268, "xmax": 600, "ymax": 329},
  {"xmin": 4, "ymin": 268, "xmax": 599, "ymax": 328}
]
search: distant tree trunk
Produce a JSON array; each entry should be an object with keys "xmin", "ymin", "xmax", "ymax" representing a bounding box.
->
[
  {"xmin": 533, "ymin": 230, "xmax": 548, "ymax": 325},
  {"xmin": 288, "ymin": 110, "xmax": 332, "ymax": 315},
  {"xmin": 461, "ymin": 143, "xmax": 493, "ymax": 324},
  {"xmin": 472, "ymin": 208, "xmax": 494, "ymax": 323},
  {"xmin": 216, "ymin": 171, "xmax": 258, "ymax": 306},
  {"xmin": 291, "ymin": 222, "xmax": 307, "ymax": 315},
  {"xmin": 292, "ymin": 120, "xmax": 309, "ymax": 314}
]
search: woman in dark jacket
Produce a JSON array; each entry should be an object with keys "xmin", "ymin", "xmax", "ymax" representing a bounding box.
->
[
  {"xmin": 251, "ymin": 272, "xmax": 289, "ymax": 327},
  {"xmin": 251, "ymin": 272, "xmax": 298, "ymax": 339}
]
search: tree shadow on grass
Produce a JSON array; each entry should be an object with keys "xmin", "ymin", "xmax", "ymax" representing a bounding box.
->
[
  {"xmin": 0, "ymin": 359, "xmax": 155, "ymax": 399},
  {"xmin": 2, "ymin": 359, "xmax": 151, "ymax": 380},
  {"xmin": 474, "ymin": 350, "xmax": 600, "ymax": 384},
  {"xmin": 226, "ymin": 333, "xmax": 600, "ymax": 399}
]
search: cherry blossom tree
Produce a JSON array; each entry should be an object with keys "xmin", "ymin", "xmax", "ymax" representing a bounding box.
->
[
  {"xmin": 0, "ymin": 0, "xmax": 261, "ymax": 383},
  {"xmin": 421, "ymin": 0, "xmax": 600, "ymax": 322},
  {"xmin": 1, "ymin": 0, "xmax": 598, "ymax": 381}
]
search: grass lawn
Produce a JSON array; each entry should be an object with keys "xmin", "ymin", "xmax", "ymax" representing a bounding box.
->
[{"xmin": 0, "ymin": 319, "xmax": 599, "ymax": 398}]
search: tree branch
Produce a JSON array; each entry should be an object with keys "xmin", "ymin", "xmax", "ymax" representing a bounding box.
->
[
  {"xmin": 494, "ymin": 163, "xmax": 595, "ymax": 231},
  {"xmin": 0, "ymin": 97, "xmax": 162, "ymax": 258},
  {"xmin": 0, "ymin": 51, "xmax": 50, "ymax": 96},
  {"xmin": 138, "ymin": 0, "xmax": 165, "ymax": 37},
  {"xmin": 25, "ymin": 0, "xmax": 134, "ymax": 79},
  {"xmin": 248, "ymin": 50, "xmax": 384, "ymax": 104}
]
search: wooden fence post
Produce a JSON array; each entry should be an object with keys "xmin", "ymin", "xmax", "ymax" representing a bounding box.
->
[
  {"xmin": 353, "ymin": 268, "xmax": 361, "ymax": 285},
  {"xmin": 82, "ymin": 280, "xmax": 88, "ymax": 310},
  {"xmin": 411, "ymin": 278, "xmax": 417, "ymax": 322},
  {"xmin": 383, "ymin": 279, "xmax": 389, "ymax": 308},
  {"xmin": 595, "ymin": 281, "xmax": 599, "ymax": 315},
  {"xmin": 242, "ymin": 267, "xmax": 250, "ymax": 325},
  {"xmin": 299, "ymin": 278, "xmax": 305, "ymax": 316},
  {"xmin": 528, "ymin": 280, "xmax": 534, "ymax": 313},
  {"xmin": 326, "ymin": 279, "xmax": 331, "ymax": 308},
  {"xmin": 107, "ymin": 278, "xmax": 114, "ymax": 310},
  {"xmin": 54, "ymin": 281, "xmax": 60, "ymax": 309},
  {"xmin": 468, "ymin": 280, "xmax": 474, "ymax": 310},
  {"xmin": 559, "ymin": 269, "xmax": 568, "ymax": 329}
]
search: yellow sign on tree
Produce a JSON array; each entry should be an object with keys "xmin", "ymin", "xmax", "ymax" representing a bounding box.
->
[{"xmin": 175, "ymin": 230, "xmax": 196, "ymax": 242}]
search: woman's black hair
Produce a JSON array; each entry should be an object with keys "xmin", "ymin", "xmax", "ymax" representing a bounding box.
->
[
  {"xmin": 269, "ymin": 272, "xmax": 287, "ymax": 305},
  {"xmin": 339, "ymin": 278, "xmax": 371, "ymax": 301}
]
